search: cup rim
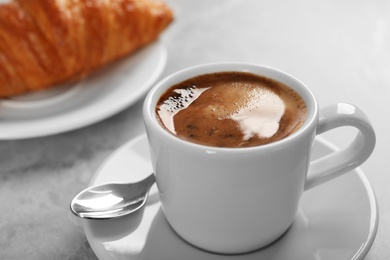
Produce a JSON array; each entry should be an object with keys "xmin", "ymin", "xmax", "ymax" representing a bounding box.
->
[{"xmin": 143, "ymin": 62, "xmax": 319, "ymax": 152}]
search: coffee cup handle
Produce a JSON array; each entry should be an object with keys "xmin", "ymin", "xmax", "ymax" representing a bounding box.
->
[{"xmin": 304, "ymin": 103, "xmax": 376, "ymax": 191}]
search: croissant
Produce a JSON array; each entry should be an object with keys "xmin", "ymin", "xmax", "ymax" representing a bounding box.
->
[{"xmin": 0, "ymin": 0, "xmax": 173, "ymax": 98}]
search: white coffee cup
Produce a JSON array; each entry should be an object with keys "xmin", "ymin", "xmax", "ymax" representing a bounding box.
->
[{"xmin": 143, "ymin": 63, "xmax": 376, "ymax": 254}]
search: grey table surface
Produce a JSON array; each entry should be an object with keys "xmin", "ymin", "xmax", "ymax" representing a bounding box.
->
[{"xmin": 1, "ymin": 0, "xmax": 389, "ymax": 259}]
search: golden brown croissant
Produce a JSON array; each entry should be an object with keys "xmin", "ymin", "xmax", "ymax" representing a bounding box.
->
[{"xmin": 0, "ymin": 0, "xmax": 173, "ymax": 97}]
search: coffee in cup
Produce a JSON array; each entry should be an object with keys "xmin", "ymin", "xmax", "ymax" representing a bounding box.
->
[{"xmin": 156, "ymin": 71, "xmax": 307, "ymax": 147}]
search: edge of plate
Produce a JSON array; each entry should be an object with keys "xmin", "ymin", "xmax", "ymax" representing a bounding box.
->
[{"xmin": 0, "ymin": 42, "xmax": 167, "ymax": 140}]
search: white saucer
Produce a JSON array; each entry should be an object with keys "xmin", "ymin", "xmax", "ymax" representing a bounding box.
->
[
  {"xmin": 82, "ymin": 135, "xmax": 378, "ymax": 260},
  {"xmin": 0, "ymin": 41, "xmax": 166, "ymax": 139}
]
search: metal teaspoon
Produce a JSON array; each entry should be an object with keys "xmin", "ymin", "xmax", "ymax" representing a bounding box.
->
[{"xmin": 70, "ymin": 174, "xmax": 155, "ymax": 219}]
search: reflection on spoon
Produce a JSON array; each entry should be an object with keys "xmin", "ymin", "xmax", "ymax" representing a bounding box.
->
[{"xmin": 70, "ymin": 174, "xmax": 155, "ymax": 219}]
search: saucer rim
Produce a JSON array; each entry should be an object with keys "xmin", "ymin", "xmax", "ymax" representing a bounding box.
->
[
  {"xmin": 313, "ymin": 137, "xmax": 378, "ymax": 260},
  {"xmin": 83, "ymin": 134, "xmax": 379, "ymax": 260}
]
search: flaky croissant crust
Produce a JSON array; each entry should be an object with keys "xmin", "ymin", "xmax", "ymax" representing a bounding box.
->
[{"xmin": 0, "ymin": 0, "xmax": 173, "ymax": 97}]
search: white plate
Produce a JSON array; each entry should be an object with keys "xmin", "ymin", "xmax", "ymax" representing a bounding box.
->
[
  {"xmin": 0, "ymin": 41, "xmax": 166, "ymax": 139},
  {"xmin": 82, "ymin": 135, "xmax": 378, "ymax": 260}
]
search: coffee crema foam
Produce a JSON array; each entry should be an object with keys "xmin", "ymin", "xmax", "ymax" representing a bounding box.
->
[{"xmin": 156, "ymin": 72, "xmax": 307, "ymax": 148}]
